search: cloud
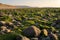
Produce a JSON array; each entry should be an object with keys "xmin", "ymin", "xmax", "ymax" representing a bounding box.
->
[{"xmin": 0, "ymin": 0, "xmax": 60, "ymax": 7}]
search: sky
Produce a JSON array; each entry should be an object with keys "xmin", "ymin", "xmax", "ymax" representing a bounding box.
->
[{"xmin": 0, "ymin": 0, "xmax": 60, "ymax": 7}]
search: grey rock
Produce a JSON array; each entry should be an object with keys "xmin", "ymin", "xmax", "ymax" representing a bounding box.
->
[{"xmin": 23, "ymin": 26, "xmax": 41, "ymax": 37}]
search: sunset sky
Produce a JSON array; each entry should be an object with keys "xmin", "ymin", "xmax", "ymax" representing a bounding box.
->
[{"xmin": 0, "ymin": 0, "xmax": 60, "ymax": 7}]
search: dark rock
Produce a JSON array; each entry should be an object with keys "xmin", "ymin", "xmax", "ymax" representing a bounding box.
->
[
  {"xmin": 54, "ymin": 20, "xmax": 60, "ymax": 24},
  {"xmin": 51, "ymin": 20, "xmax": 60, "ymax": 28},
  {"xmin": 41, "ymin": 36, "xmax": 50, "ymax": 40},
  {"xmin": 49, "ymin": 33, "xmax": 58, "ymax": 40},
  {"xmin": 5, "ymin": 22, "xmax": 14, "ymax": 30},
  {"xmin": 38, "ymin": 36, "xmax": 50, "ymax": 40},
  {"xmin": 0, "ymin": 31, "xmax": 5, "ymax": 34},
  {"xmin": 47, "ymin": 28, "xmax": 52, "ymax": 34},
  {"xmin": 16, "ymin": 35, "xmax": 30, "ymax": 40},
  {"xmin": 31, "ymin": 38, "xmax": 38, "ymax": 40},
  {"xmin": 23, "ymin": 26, "xmax": 41, "ymax": 37},
  {"xmin": 12, "ymin": 21, "xmax": 21, "ymax": 27}
]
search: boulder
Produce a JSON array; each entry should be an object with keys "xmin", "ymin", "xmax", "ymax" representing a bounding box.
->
[
  {"xmin": 0, "ymin": 21, "xmax": 6, "ymax": 26},
  {"xmin": 1, "ymin": 26, "xmax": 7, "ymax": 31},
  {"xmin": 5, "ymin": 22, "xmax": 14, "ymax": 30},
  {"xmin": 42, "ymin": 29, "xmax": 48, "ymax": 36},
  {"xmin": 23, "ymin": 26, "xmax": 41, "ymax": 37},
  {"xmin": 16, "ymin": 35, "xmax": 30, "ymax": 40},
  {"xmin": 49, "ymin": 33, "xmax": 58, "ymax": 40},
  {"xmin": 6, "ymin": 29, "xmax": 11, "ymax": 33},
  {"xmin": 0, "ymin": 26, "xmax": 12, "ymax": 33}
]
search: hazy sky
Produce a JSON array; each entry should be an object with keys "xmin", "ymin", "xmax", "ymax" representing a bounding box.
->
[{"xmin": 0, "ymin": 0, "xmax": 60, "ymax": 7}]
